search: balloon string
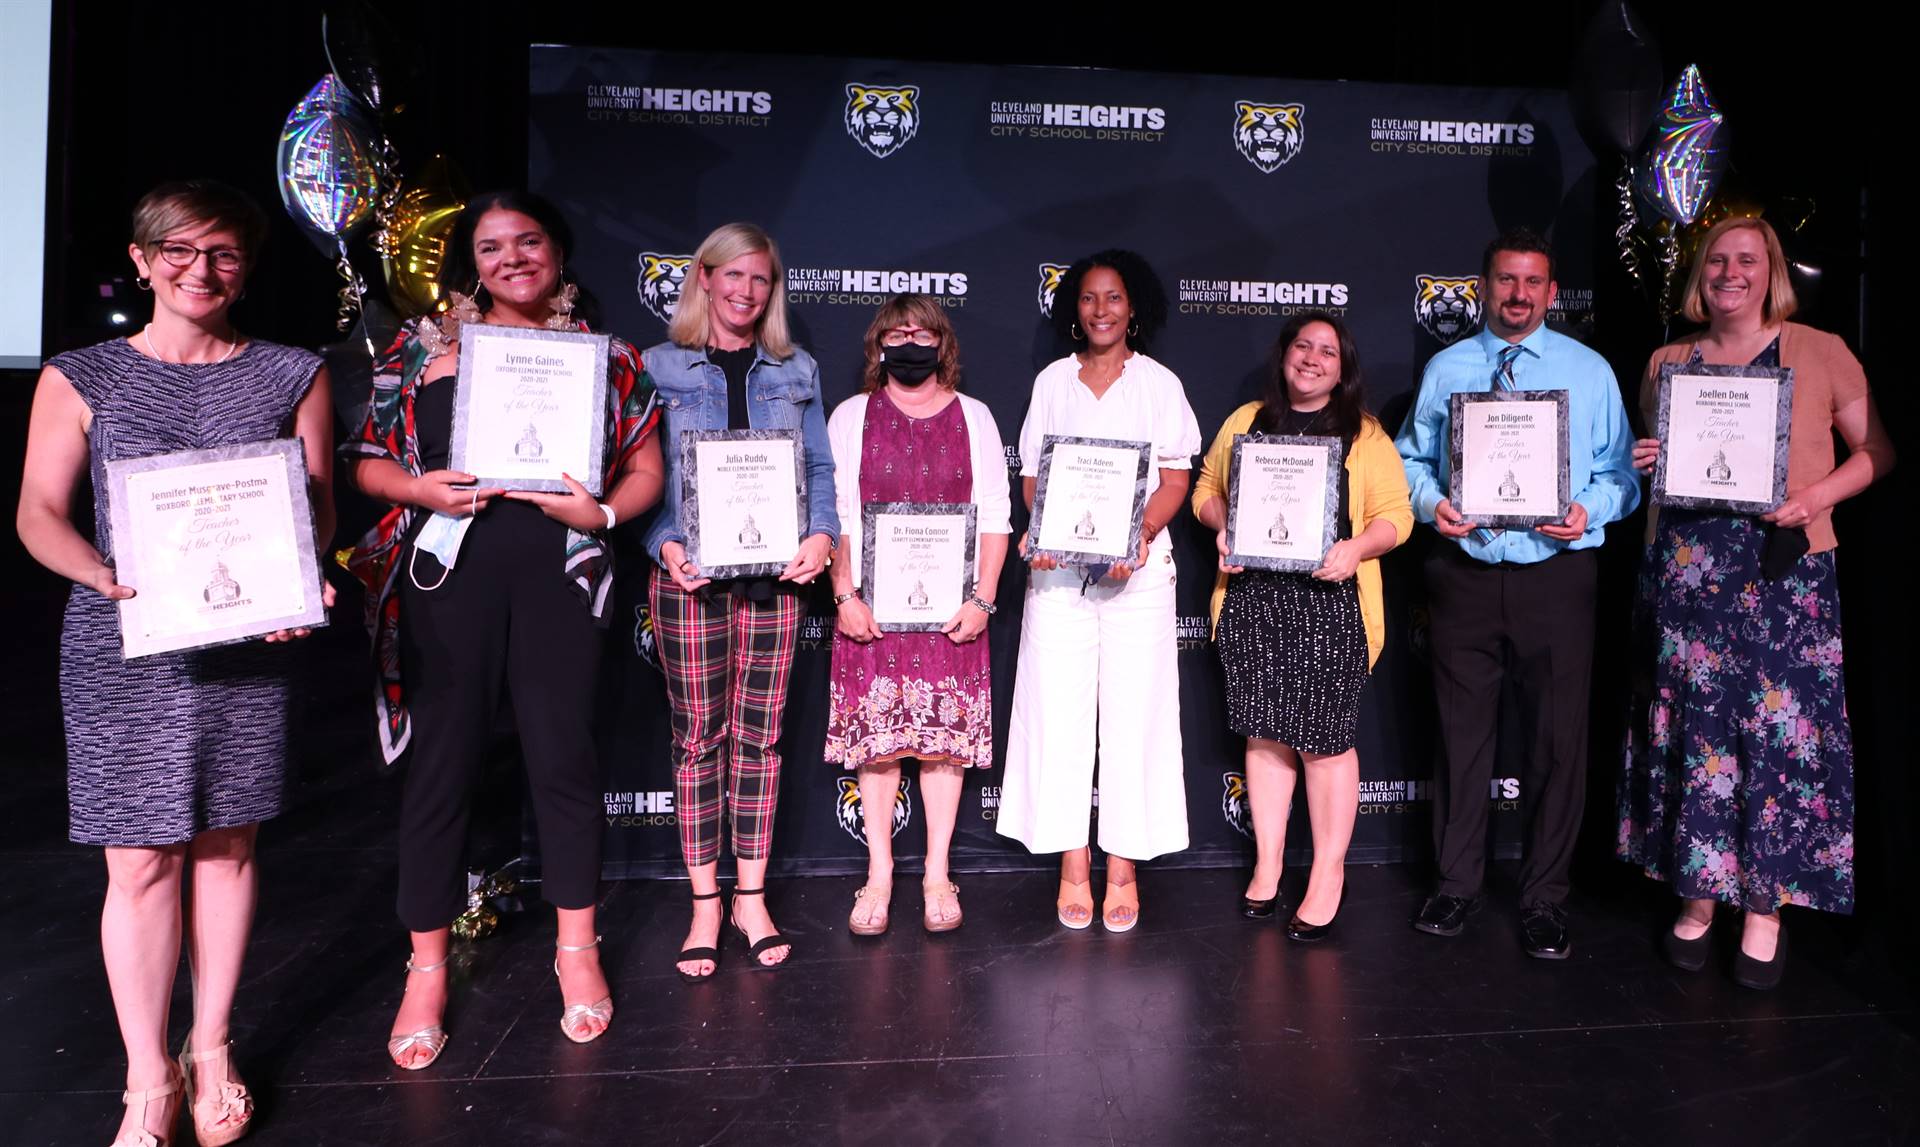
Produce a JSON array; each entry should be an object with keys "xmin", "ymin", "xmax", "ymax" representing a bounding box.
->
[
  {"xmin": 1657, "ymin": 227, "xmax": 1680, "ymax": 326},
  {"xmin": 334, "ymin": 239, "xmax": 376, "ymax": 357},
  {"xmin": 1615, "ymin": 164, "xmax": 1644, "ymax": 290}
]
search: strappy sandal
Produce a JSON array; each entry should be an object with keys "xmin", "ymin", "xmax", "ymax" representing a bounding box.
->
[
  {"xmin": 1057, "ymin": 878, "xmax": 1095, "ymax": 930},
  {"xmin": 923, "ymin": 880, "xmax": 963, "ymax": 934},
  {"xmin": 555, "ymin": 935, "xmax": 614, "ymax": 1044},
  {"xmin": 177, "ymin": 1036, "xmax": 252, "ymax": 1146},
  {"xmin": 386, "ymin": 955, "xmax": 450, "ymax": 1071},
  {"xmin": 731, "ymin": 887, "xmax": 792, "ymax": 968},
  {"xmin": 1103, "ymin": 879, "xmax": 1141, "ymax": 934},
  {"xmin": 849, "ymin": 882, "xmax": 893, "ymax": 936},
  {"xmin": 110, "ymin": 1070, "xmax": 182, "ymax": 1147},
  {"xmin": 677, "ymin": 889, "xmax": 724, "ymax": 983}
]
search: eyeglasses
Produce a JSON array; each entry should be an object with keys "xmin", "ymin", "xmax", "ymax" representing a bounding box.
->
[
  {"xmin": 153, "ymin": 242, "xmax": 244, "ymax": 273},
  {"xmin": 881, "ymin": 329, "xmax": 938, "ymax": 347}
]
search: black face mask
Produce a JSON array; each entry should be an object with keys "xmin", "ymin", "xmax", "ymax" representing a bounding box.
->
[{"xmin": 882, "ymin": 343, "xmax": 940, "ymax": 386}]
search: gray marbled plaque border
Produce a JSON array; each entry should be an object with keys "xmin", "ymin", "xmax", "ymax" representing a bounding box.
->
[
  {"xmin": 680, "ymin": 428, "xmax": 807, "ymax": 580},
  {"xmin": 861, "ymin": 501, "xmax": 978, "ymax": 633},
  {"xmin": 104, "ymin": 437, "xmax": 328, "ymax": 659},
  {"xmin": 1652, "ymin": 363, "xmax": 1794, "ymax": 515},
  {"xmin": 450, "ymin": 323, "xmax": 612, "ymax": 496},
  {"xmin": 1028, "ymin": 434, "xmax": 1151, "ymax": 567},
  {"xmin": 1448, "ymin": 388, "xmax": 1572, "ymax": 528},
  {"xmin": 1225, "ymin": 432, "xmax": 1345, "ymax": 573}
]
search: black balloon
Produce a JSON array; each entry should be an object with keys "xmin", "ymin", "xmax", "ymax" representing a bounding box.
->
[
  {"xmin": 322, "ymin": 1, "xmax": 406, "ymax": 114},
  {"xmin": 1568, "ymin": 1, "xmax": 1664, "ymax": 160}
]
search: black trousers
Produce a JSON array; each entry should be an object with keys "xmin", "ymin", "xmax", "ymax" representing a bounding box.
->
[
  {"xmin": 1423, "ymin": 545, "xmax": 1597, "ymax": 908},
  {"xmin": 395, "ymin": 504, "xmax": 605, "ymax": 932}
]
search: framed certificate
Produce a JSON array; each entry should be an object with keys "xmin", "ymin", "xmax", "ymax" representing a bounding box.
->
[
  {"xmin": 680, "ymin": 428, "xmax": 807, "ymax": 579},
  {"xmin": 104, "ymin": 438, "xmax": 327, "ymax": 659},
  {"xmin": 450, "ymin": 323, "xmax": 611, "ymax": 496},
  {"xmin": 1027, "ymin": 435, "xmax": 1151, "ymax": 566},
  {"xmin": 1652, "ymin": 363, "xmax": 1794, "ymax": 514},
  {"xmin": 861, "ymin": 502, "xmax": 978, "ymax": 632},
  {"xmin": 1448, "ymin": 389, "xmax": 1571, "ymax": 528},
  {"xmin": 1224, "ymin": 433, "xmax": 1344, "ymax": 572}
]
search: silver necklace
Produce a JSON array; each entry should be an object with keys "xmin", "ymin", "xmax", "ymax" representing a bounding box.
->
[{"xmin": 142, "ymin": 324, "xmax": 237, "ymax": 365}]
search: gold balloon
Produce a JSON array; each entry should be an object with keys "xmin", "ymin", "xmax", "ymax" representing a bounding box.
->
[{"xmin": 380, "ymin": 155, "xmax": 468, "ymax": 318}]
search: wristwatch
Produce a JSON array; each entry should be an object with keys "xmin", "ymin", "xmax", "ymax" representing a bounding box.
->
[{"xmin": 832, "ymin": 591, "xmax": 860, "ymax": 606}]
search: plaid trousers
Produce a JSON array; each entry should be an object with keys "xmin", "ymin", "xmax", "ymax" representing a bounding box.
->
[{"xmin": 649, "ymin": 567, "xmax": 803, "ymax": 864}]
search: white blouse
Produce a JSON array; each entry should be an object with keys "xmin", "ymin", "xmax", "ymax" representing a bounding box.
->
[{"xmin": 1016, "ymin": 353, "xmax": 1203, "ymax": 532}]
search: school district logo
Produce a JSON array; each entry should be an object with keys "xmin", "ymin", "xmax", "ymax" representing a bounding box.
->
[
  {"xmin": 1222, "ymin": 772, "xmax": 1251, "ymax": 838},
  {"xmin": 1037, "ymin": 262, "xmax": 1069, "ymax": 317},
  {"xmin": 203, "ymin": 560, "xmax": 241, "ymax": 604},
  {"xmin": 845, "ymin": 84, "xmax": 921, "ymax": 158},
  {"xmin": 835, "ymin": 775, "xmax": 913, "ymax": 843},
  {"xmin": 1414, "ymin": 275, "xmax": 1481, "ymax": 344},
  {"xmin": 637, "ymin": 253, "xmax": 692, "ymax": 323},
  {"xmin": 1233, "ymin": 102, "xmax": 1304, "ymax": 173}
]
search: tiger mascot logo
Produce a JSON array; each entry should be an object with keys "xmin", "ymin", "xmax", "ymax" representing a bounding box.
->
[
  {"xmin": 1222, "ymin": 772, "xmax": 1252, "ymax": 838},
  {"xmin": 1036, "ymin": 263, "xmax": 1069, "ymax": 317},
  {"xmin": 835, "ymin": 775, "xmax": 913, "ymax": 844},
  {"xmin": 1232, "ymin": 102, "xmax": 1304, "ymax": 173},
  {"xmin": 636, "ymin": 253, "xmax": 692, "ymax": 324},
  {"xmin": 1414, "ymin": 275, "xmax": 1482, "ymax": 344},
  {"xmin": 845, "ymin": 84, "xmax": 921, "ymax": 158}
]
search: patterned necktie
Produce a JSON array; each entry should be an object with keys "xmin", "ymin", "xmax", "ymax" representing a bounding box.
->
[{"xmin": 1493, "ymin": 342, "xmax": 1524, "ymax": 390}]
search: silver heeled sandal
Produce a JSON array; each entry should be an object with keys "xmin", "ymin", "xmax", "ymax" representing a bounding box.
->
[
  {"xmin": 555, "ymin": 935, "xmax": 614, "ymax": 1044},
  {"xmin": 386, "ymin": 956, "xmax": 451, "ymax": 1070}
]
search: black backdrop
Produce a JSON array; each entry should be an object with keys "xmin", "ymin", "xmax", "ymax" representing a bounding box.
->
[{"xmin": 529, "ymin": 48, "xmax": 1599, "ymax": 876}]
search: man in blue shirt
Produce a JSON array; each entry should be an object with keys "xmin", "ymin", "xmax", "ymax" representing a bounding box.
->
[{"xmin": 1396, "ymin": 227, "xmax": 1639, "ymax": 958}]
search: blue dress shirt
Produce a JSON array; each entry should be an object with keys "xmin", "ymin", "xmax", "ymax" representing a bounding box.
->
[{"xmin": 1395, "ymin": 324, "xmax": 1639, "ymax": 565}]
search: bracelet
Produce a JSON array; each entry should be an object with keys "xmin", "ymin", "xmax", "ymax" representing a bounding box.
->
[
  {"xmin": 598, "ymin": 502, "xmax": 616, "ymax": 530},
  {"xmin": 832, "ymin": 590, "xmax": 860, "ymax": 606},
  {"xmin": 966, "ymin": 593, "xmax": 997, "ymax": 615}
]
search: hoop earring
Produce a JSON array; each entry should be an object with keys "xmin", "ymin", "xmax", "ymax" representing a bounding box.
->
[
  {"xmin": 1126, "ymin": 320, "xmax": 1140, "ymax": 338},
  {"xmin": 136, "ymin": 277, "xmax": 152, "ymax": 291},
  {"xmin": 1071, "ymin": 322, "xmax": 1085, "ymax": 341}
]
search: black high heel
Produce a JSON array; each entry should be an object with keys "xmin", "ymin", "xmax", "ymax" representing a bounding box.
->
[
  {"xmin": 731, "ymin": 887, "xmax": 793, "ymax": 969},
  {"xmin": 1286, "ymin": 888, "xmax": 1344, "ymax": 942},
  {"xmin": 676, "ymin": 889, "xmax": 724, "ymax": 984},
  {"xmin": 1242, "ymin": 894, "xmax": 1279, "ymax": 920}
]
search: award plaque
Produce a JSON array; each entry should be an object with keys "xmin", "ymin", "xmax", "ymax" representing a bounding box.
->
[
  {"xmin": 1027, "ymin": 435, "xmax": 1151, "ymax": 566},
  {"xmin": 680, "ymin": 428, "xmax": 806, "ymax": 579},
  {"xmin": 1224, "ymin": 433, "xmax": 1344, "ymax": 572},
  {"xmin": 104, "ymin": 438, "xmax": 327, "ymax": 659},
  {"xmin": 1448, "ymin": 389, "xmax": 1571, "ymax": 528},
  {"xmin": 1653, "ymin": 363, "xmax": 1794, "ymax": 514},
  {"xmin": 861, "ymin": 502, "xmax": 978, "ymax": 632},
  {"xmin": 450, "ymin": 323, "xmax": 611, "ymax": 495}
]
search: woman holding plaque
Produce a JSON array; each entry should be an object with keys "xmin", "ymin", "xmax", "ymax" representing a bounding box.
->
[
  {"xmin": 18, "ymin": 180, "xmax": 333, "ymax": 1147},
  {"xmin": 1618, "ymin": 217, "xmax": 1893, "ymax": 989},
  {"xmin": 342, "ymin": 190, "xmax": 664, "ymax": 1063},
  {"xmin": 1190, "ymin": 313, "xmax": 1412, "ymax": 938},
  {"xmin": 999, "ymin": 249, "xmax": 1201, "ymax": 933},
  {"xmin": 642, "ymin": 222, "xmax": 839, "ymax": 978},
  {"xmin": 824, "ymin": 294, "xmax": 1011, "ymax": 935}
]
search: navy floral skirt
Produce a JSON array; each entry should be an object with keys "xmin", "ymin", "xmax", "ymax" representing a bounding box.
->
[{"xmin": 1617, "ymin": 510, "xmax": 1855, "ymax": 914}]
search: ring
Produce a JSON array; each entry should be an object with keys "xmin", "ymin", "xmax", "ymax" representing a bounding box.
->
[
  {"xmin": 469, "ymin": 488, "xmax": 478, "ymax": 516},
  {"xmin": 678, "ymin": 560, "xmax": 695, "ymax": 574}
]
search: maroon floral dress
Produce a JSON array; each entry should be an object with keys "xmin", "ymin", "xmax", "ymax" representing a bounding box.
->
[{"xmin": 825, "ymin": 390, "xmax": 993, "ymax": 768}]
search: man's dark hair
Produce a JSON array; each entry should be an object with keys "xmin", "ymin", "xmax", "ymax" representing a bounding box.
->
[{"xmin": 1481, "ymin": 226, "xmax": 1555, "ymax": 282}]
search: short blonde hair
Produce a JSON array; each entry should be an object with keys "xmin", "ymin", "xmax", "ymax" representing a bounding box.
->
[
  {"xmin": 1681, "ymin": 216, "xmax": 1798, "ymax": 325},
  {"xmin": 131, "ymin": 180, "xmax": 269, "ymax": 265},
  {"xmin": 667, "ymin": 222, "xmax": 794, "ymax": 359}
]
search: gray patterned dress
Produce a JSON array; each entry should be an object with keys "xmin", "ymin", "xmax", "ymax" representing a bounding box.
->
[{"xmin": 52, "ymin": 338, "xmax": 322, "ymax": 846}]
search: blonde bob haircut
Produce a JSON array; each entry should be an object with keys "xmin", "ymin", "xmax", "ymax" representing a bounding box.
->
[
  {"xmin": 667, "ymin": 222, "xmax": 794, "ymax": 360},
  {"xmin": 1681, "ymin": 216, "xmax": 1798, "ymax": 325},
  {"xmin": 861, "ymin": 293, "xmax": 961, "ymax": 393}
]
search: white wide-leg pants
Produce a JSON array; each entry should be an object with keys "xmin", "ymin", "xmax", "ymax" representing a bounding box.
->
[{"xmin": 997, "ymin": 546, "xmax": 1189, "ymax": 860}]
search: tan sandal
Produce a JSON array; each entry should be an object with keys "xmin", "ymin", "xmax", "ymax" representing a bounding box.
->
[
  {"xmin": 110, "ymin": 1070, "xmax": 182, "ymax": 1147},
  {"xmin": 386, "ymin": 955, "xmax": 450, "ymax": 1070},
  {"xmin": 1103, "ymin": 880, "xmax": 1141, "ymax": 934},
  {"xmin": 923, "ymin": 880, "xmax": 963, "ymax": 933},
  {"xmin": 1056, "ymin": 878, "xmax": 1094, "ymax": 930},
  {"xmin": 848, "ymin": 883, "xmax": 893, "ymax": 936},
  {"xmin": 177, "ymin": 1037, "xmax": 252, "ymax": 1146}
]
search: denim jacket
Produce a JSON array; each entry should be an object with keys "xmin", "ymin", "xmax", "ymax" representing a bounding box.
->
[{"xmin": 641, "ymin": 341, "xmax": 840, "ymax": 564}]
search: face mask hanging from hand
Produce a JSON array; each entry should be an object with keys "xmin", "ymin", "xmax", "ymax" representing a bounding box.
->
[{"xmin": 409, "ymin": 512, "xmax": 475, "ymax": 590}]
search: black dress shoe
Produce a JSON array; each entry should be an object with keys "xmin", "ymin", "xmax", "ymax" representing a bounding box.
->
[
  {"xmin": 1520, "ymin": 903, "xmax": 1573, "ymax": 960},
  {"xmin": 1242, "ymin": 895, "xmax": 1279, "ymax": 920},
  {"xmin": 1286, "ymin": 912, "xmax": 1335, "ymax": 942},
  {"xmin": 1662, "ymin": 924, "xmax": 1711, "ymax": 972},
  {"xmin": 1731, "ymin": 923, "xmax": 1788, "ymax": 990},
  {"xmin": 1411, "ymin": 893, "xmax": 1479, "ymax": 936}
]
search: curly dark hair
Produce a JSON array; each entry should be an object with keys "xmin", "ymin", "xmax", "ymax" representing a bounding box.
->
[
  {"xmin": 443, "ymin": 189, "xmax": 600, "ymax": 326},
  {"xmin": 1049, "ymin": 248, "xmax": 1169, "ymax": 352}
]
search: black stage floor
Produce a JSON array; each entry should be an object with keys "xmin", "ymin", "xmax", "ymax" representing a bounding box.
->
[{"xmin": 4, "ymin": 748, "xmax": 1916, "ymax": 1147}]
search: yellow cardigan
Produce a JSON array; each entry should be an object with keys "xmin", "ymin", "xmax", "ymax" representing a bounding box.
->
[{"xmin": 1190, "ymin": 403, "xmax": 1414, "ymax": 668}]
